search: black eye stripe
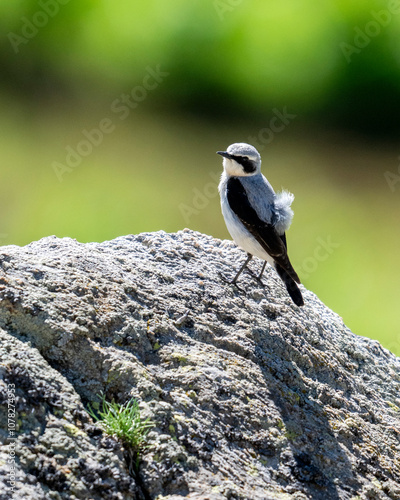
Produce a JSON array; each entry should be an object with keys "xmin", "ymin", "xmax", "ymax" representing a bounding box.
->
[{"xmin": 233, "ymin": 155, "xmax": 256, "ymax": 173}]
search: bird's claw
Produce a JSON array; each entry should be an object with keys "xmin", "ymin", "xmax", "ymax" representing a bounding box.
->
[{"xmin": 218, "ymin": 272, "xmax": 245, "ymax": 293}]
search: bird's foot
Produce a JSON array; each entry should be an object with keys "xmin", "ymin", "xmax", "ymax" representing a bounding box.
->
[
  {"xmin": 255, "ymin": 275, "xmax": 265, "ymax": 287},
  {"xmin": 245, "ymin": 267, "xmax": 266, "ymax": 287},
  {"xmin": 218, "ymin": 272, "xmax": 245, "ymax": 293}
]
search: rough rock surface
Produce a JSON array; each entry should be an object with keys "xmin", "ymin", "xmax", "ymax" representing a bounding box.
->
[{"xmin": 0, "ymin": 230, "xmax": 399, "ymax": 500}]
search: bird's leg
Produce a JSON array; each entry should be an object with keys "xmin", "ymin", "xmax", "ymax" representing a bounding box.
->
[
  {"xmin": 219, "ymin": 253, "xmax": 252, "ymax": 290},
  {"xmin": 244, "ymin": 259, "xmax": 266, "ymax": 287},
  {"xmin": 231, "ymin": 253, "xmax": 253, "ymax": 284},
  {"xmin": 257, "ymin": 261, "xmax": 267, "ymax": 281}
]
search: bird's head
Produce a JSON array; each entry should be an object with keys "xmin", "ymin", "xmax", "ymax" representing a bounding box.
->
[{"xmin": 217, "ymin": 143, "xmax": 261, "ymax": 177}]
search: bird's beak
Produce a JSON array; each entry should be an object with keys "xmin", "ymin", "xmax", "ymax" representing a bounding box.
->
[{"xmin": 217, "ymin": 151, "xmax": 232, "ymax": 159}]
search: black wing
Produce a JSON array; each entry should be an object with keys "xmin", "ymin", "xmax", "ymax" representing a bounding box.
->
[
  {"xmin": 226, "ymin": 177, "xmax": 300, "ymax": 284},
  {"xmin": 280, "ymin": 232, "xmax": 287, "ymax": 249}
]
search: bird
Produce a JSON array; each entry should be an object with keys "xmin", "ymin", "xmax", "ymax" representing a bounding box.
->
[{"xmin": 217, "ymin": 142, "xmax": 304, "ymax": 307}]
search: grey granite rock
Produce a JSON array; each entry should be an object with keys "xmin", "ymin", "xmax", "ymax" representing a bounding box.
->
[{"xmin": 0, "ymin": 230, "xmax": 399, "ymax": 500}]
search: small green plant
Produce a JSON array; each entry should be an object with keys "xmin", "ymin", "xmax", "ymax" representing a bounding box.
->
[{"xmin": 88, "ymin": 394, "xmax": 154, "ymax": 469}]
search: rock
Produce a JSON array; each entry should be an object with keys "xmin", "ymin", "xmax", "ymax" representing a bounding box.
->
[
  {"xmin": 0, "ymin": 330, "xmax": 136, "ymax": 500},
  {"xmin": 0, "ymin": 229, "xmax": 399, "ymax": 500}
]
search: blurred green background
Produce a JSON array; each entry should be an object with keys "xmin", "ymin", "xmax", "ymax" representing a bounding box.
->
[{"xmin": 0, "ymin": 1, "xmax": 399, "ymax": 354}]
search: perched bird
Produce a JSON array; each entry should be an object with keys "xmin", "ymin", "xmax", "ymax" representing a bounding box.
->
[{"xmin": 217, "ymin": 142, "xmax": 304, "ymax": 306}]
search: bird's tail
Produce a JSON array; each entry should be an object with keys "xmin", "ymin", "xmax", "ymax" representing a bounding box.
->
[{"xmin": 274, "ymin": 264, "xmax": 304, "ymax": 307}]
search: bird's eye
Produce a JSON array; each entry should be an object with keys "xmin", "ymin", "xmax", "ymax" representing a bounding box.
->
[{"xmin": 236, "ymin": 155, "xmax": 256, "ymax": 173}]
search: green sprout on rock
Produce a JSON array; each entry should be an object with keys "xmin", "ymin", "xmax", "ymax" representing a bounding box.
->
[{"xmin": 88, "ymin": 395, "xmax": 154, "ymax": 471}]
